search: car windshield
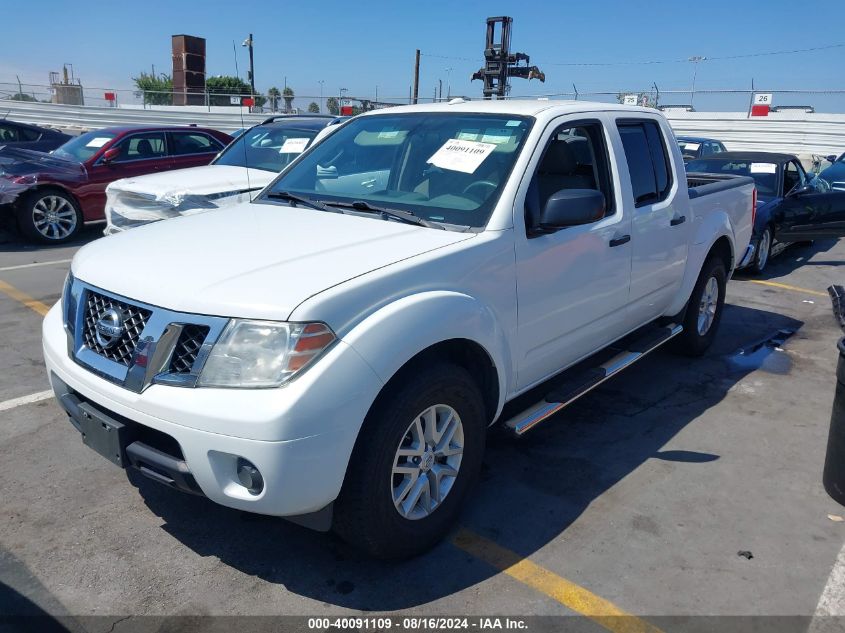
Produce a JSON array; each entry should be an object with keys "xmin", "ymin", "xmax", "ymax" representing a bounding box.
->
[
  {"xmin": 52, "ymin": 131, "xmax": 118, "ymax": 162},
  {"xmin": 678, "ymin": 140, "xmax": 701, "ymax": 160},
  {"xmin": 214, "ymin": 124, "xmax": 321, "ymax": 172},
  {"xmin": 260, "ymin": 112, "xmax": 533, "ymax": 228},
  {"xmin": 687, "ymin": 158, "xmax": 779, "ymax": 197}
]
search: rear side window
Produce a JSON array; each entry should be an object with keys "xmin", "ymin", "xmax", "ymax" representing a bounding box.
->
[
  {"xmin": 617, "ymin": 120, "xmax": 673, "ymax": 207},
  {"xmin": 19, "ymin": 127, "xmax": 41, "ymax": 142},
  {"xmin": 169, "ymin": 132, "xmax": 221, "ymax": 156}
]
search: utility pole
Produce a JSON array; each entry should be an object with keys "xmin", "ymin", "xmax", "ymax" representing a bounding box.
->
[
  {"xmin": 412, "ymin": 49, "xmax": 420, "ymax": 104},
  {"xmin": 445, "ymin": 67, "xmax": 453, "ymax": 100},
  {"xmin": 242, "ymin": 34, "xmax": 256, "ymax": 96},
  {"xmin": 438, "ymin": 79, "xmax": 442, "ymax": 101},
  {"xmin": 318, "ymin": 79, "xmax": 324, "ymax": 113},
  {"xmin": 688, "ymin": 55, "xmax": 705, "ymax": 106}
]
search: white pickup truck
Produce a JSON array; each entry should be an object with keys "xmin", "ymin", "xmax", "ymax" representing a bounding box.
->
[{"xmin": 43, "ymin": 100, "xmax": 755, "ymax": 559}]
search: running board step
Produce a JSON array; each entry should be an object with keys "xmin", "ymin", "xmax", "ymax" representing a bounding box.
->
[{"xmin": 504, "ymin": 323, "xmax": 683, "ymax": 436}]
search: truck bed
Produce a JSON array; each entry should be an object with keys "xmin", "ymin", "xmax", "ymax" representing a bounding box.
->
[{"xmin": 687, "ymin": 172, "xmax": 755, "ymax": 198}]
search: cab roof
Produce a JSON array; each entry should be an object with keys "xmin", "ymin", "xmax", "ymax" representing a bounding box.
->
[{"xmin": 359, "ymin": 99, "xmax": 659, "ymax": 118}]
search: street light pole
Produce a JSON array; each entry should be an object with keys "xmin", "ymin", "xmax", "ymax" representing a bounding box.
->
[
  {"xmin": 445, "ymin": 67, "xmax": 453, "ymax": 100},
  {"xmin": 242, "ymin": 34, "xmax": 255, "ymax": 96},
  {"xmin": 688, "ymin": 55, "xmax": 705, "ymax": 106}
]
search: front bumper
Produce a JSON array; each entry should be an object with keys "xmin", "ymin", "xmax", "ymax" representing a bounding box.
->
[{"xmin": 43, "ymin": 302, "xmax": 384, "ymax": 518}]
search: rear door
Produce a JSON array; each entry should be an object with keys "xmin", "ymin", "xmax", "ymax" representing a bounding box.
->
[
  {"xmin": 167, "ymin": 131, "xmax": 225, "ymax": 170},
  {"xmin": 776, "ymin": 161, "xmax": 845, "ymax": 240},
  {"xmin": 81, "ymin": 131, "xmax": 171, "ymax": 220},
  {"xmin": 616, "ymin": 117, "xmax": 690, "ymax": 326}
]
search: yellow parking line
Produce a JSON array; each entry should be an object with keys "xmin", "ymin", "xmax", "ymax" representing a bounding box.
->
[
  {"xmin": 746, "ymin": 279, "xmax": 828, "ymax": 297},
  {"xmin": 0, "ymin": 279, "xmax": 51, "ymax": 316},
  {"xmin": 452, "ymin": 529, "xmax": 664, "ymax": 633}
]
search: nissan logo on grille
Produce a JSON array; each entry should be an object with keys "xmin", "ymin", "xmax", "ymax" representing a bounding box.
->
[{"xmin": 94, "ymin": 308, "xmax": 126, "ymax": 349}]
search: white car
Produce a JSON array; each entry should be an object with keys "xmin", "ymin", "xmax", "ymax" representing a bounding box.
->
[
  {"xmin": 43, "ymin": 100, "xmax": 755, "ymax": 558},
  {"xmin": 103, "ymin": 115, "xmax": 345, "ymax": 233}
]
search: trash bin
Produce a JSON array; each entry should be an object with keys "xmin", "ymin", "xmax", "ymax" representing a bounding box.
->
[{"xmin": 824, "ymin": 337, "xmax": 845, "ymax": 506}]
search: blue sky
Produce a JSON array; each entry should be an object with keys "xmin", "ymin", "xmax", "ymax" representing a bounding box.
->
[{"xmin": 1, "ymin": 0, "xmax": 843, "ymax": 110}]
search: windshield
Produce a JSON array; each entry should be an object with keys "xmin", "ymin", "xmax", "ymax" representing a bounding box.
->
[
  {"xmin": 260, "ymin": 112, "xmax": 533, "ymax": 228},
  {"xmin": 52, "ymin": 130, "xmax": 118, "ymax": 162},
  {"xmin": 214, "ymin": 125, "xmax": 321, "ymax": 172},
  {"xmin": 677, "ymin": 140, "xmax": 701, "ymax": 160},
  {"xmin": 687, "ymin": 158, "xmax": 779, "ymax": 197}
]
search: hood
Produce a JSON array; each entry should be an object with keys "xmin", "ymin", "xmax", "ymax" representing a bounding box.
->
[
  {"xmin": 0, "ymin": 146, "xmax": 83, "ymax": 178},
  {"xmin": 109, "ymin": 164, "xmax": 276, "ymax": 198},
  {"xmin": 73, "ymin": 201, "xmax": 475, "ymax": 321},
  {"xmin": 820, "ymin": 162, "xmax": 845, "ymax": 191}
]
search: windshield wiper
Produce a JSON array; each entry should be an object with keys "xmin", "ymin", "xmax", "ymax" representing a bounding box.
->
[
  {"xmin": 334, "ymin": 200, "xmax": 444, "ymax": 229},
  {"xmin": 265, "ymin": 191, "xmax": 341, "ymax": 214}
]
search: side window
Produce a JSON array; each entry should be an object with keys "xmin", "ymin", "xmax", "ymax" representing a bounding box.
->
[
  {"xmin": 701, "ymin": 142, "xmax": 713, "ymax": 156},
  {"xmin": 713, "ymin": 143, "xmax": 725, "ymax": 154},
  {"xmin": 617, "ymin": 120, "xmax": 673, "ymax": 207},
  {"xmin": 0, "ymin": 124, "xmax": 20, "ymax": 143},
  {"xmin": 526, "ymin": 120, "xmax": 615, "ymax": 230},
  {"xmin": 170, "ymin": 132, "xmax": 220, "ymax": 156},
  {"xmin": 111, "ymin": 132, "xmax": 167, "ymax": 163},
  {"xmin": 784, "ymin": 161, "xmax": 804, "ymax": 193},
  {"xmin": 18, "ymin": 127, "xmax": 41, "ymax": 142}
]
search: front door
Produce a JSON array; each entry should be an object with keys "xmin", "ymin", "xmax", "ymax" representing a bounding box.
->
[
  {"xmin": 777, "ymin": 162, "xmax": 845, "ymax": 241},
  {"xmin": 515, "ymin": 117, "xmax": 632, "ymax": 390}
]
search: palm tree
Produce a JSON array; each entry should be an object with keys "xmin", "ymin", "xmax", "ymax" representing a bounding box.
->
[
  {"xmin": 282, "ymin": 86, "xmax": 295, "ymax": 113},
  {"xmin": 267, "ymin": 86, "xmax": 281, "ymax": 112}
]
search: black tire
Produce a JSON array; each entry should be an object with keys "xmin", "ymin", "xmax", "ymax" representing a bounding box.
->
[
  {"xmin": 16, "ymin": 188, "xmax": 82, "ymax": 244},
  {"xmin": 750, "ymin": 227, "xmax": 772, "ymax": 275},
  {"xmin": 673, "ymin": 257, "xmax": 727, "ymax": 357},
  {"xmin": 333, "ymin": 362, "xmax": 486, "ymax": 559}
]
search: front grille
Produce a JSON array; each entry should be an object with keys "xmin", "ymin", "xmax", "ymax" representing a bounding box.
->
[
  {"xmin": 82, "ymin": 291, "xmax": 152, "ymax": 366},
  {"xmin": 169, "ymin": 324, "xmax": 209, "ymax": 374}
]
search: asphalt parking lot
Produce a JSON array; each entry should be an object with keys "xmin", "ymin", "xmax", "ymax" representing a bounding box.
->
[{"xmin": 2, "ymin": 228, "xmax": 845, "ymax": 632}]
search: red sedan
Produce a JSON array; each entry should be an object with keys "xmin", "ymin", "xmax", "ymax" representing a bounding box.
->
[{"xmin": 0, "ymin": 126, "xmax": 232, "ymax": 243}]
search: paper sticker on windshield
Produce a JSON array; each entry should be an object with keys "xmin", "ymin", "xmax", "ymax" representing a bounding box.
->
[
  {"xmin": 506, "ymin": 120, "xmax": 521, "ymax": 127},
  {"xmin": 279, "ymin": 138, "xmax": 310, "ymax": 154},
  {"xmin": 481, "ymin": 128, "xmax": 512, "ymax": 144},
  {"xmin": 86, "ymin": 137, "xmax": 111, "ymax": 148},
  {"xmin": 427, "ymin": 138, "xmax": 496, "ymax": 174},
  {"xmin": 750, "ymin": 162, "xmax": 777, "ymax": 174},
  {"xmin": 378, "ymin": 127, "xmax": 400, "ymax": 139},
  {"xmin": 681, "ymin": 142, "xmax": 700, "ymax": 151}
]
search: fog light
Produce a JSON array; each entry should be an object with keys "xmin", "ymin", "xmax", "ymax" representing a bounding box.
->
[{"xmin": 236, "ymin": 458, "xmax": 264, "ymax": 495}]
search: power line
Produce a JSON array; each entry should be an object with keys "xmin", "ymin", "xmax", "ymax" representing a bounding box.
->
[{"xmin": 421, "ymin": 42, "xmax": 845, "ymax": 68}]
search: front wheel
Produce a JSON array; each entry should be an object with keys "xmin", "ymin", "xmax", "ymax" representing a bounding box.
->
[
  {"xmin": 17, "ymin": 189, "xmax": 82, "ymax": 244},
  {"xmin": 333, "ymin": 363, "xmax": 486, "ymax": 559},
  {"xmin": 673, "ymin": 257, "xmax": 727, "ymax": 357}
]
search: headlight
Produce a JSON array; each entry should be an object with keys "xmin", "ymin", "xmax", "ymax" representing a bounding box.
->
[
  {"xmin": 197, "ymin": 320, "xmax": 336, "ymax": 388},
  {"xmin": 61, "ymin": 271, "xmax": 75, "ymax": 331}
]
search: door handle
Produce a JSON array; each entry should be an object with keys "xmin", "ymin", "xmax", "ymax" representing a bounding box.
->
[
  {"xmin": 609, "ymin": 235, "xmax": 631, "ymax": 247},
  {"xmin": 670, "ymin": 215, "xmax": 686, "ymax": 226}
]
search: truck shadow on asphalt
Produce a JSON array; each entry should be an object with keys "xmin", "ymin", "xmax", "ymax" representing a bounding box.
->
[{"xmin": 130, "ymin": 303, "xmax": 804, "ymax": 611}]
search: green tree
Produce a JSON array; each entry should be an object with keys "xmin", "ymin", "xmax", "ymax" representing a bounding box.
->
[
  {"xmin": 132, "ymin": 71, "xmax": 173, "ymax": 105},
  {"xmin": 326, "ymin": 96, "xmax": 339, "ymax": 115},
  {"xmin": 206, "ymin": 75, "xmax": 266, "ymax": 107},
  {"xmin": 308, "ymin": 101, "xmax": 320, "ymax": 113},
  {"xmin": 282, "ymin": 86, "xmax": 295, "ymax": 113},
  {"xmin": 267, "ymin": 86, "xmax": 281, "ymax": 111},
  {"xmin": 10, "ymin": 93, "xmax": 37, "ymax": 102}
]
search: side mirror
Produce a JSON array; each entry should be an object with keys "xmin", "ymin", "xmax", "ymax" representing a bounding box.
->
[
  {"xmin": 787, "ymin": 183, "xmax": 814, "ymax": 198},
  {"xmin": 101, "ymin": 147, "xmax": 120, "ymax": 164},
  {"xmin": 827, "ymin": 155, "xmax": 838, "ymax": 164},
  {"xmin": 539, "ymin": 189, "xmax": 606, "ymax": 230}
]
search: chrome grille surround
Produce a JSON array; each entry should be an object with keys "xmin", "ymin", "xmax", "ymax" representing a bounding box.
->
[{"xmin": 63, "ymin": 279, "xmax": 229, "ymax": 393}]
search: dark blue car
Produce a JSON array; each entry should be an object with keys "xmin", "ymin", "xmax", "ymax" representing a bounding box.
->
[
  {"xmin": 687, "ymin": 151, "xmax": 845, "ymax": 273},
  {"xmin": 820, "ymin": 152, "xmax": 845, "ymax": 192},
  {"xmin": 0, "ymin": 119, "xmax": 72, "ymax": 153}
]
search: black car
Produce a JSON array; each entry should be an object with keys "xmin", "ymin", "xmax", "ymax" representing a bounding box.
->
[
  {"xmin": 676, "ymin": 136, "xmax": 727, "ymax": 163},
  {"xmin": 0, "ymin": 119, "xmax": 72, "ymax": 153},
  {"xmin": 687, "ymin": 151, "xmax": 845, "ymax": 273}
]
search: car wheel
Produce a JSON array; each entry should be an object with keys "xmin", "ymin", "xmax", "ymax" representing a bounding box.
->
[
  {"xmin": 17, "ymin": 189, "xmax": 82, "ymax": 244},
  {"xmin": 750, "ymin": 227, "xmax": 772, "ymax": 275},
  {"xmin": 333, "ymin": 362, "xmax": 486, "ymax": 559},
  {"xmin": 673, "ymin": 257, "xmax": 727, "ymax": 357}
]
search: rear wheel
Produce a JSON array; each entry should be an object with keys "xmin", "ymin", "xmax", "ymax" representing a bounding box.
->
[
  {"xmin": 17, "ymin": 189, "xmax": 81, "ymax": 244},
  {"xmin": 750, "ymin": 227, "xmax": 772, "ymax": 274},
  {"xmin": 333, "ymin": 363, "xmax": 486, "ymax": 559},
  {"xmin": 673, "ymin": 257, "xmax": 727, "ymax": 356}
]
